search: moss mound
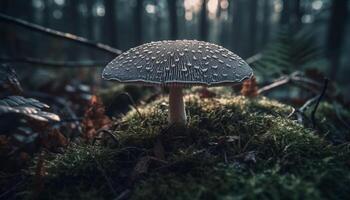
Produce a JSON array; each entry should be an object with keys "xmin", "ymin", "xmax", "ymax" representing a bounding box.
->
[{"xmin": 26, "ymin": 95, "xmax": 350, "ymax": 200}]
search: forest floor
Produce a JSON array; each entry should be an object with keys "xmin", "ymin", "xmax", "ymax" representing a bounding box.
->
[{"xmin": 7, "ymin": 92, "xmax": 350, "ymax": 200}]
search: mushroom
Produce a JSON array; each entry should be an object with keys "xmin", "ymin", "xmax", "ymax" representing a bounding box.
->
[{"xmin": 102, "ymin": 40, "xmax": 253, "ymax": 125}]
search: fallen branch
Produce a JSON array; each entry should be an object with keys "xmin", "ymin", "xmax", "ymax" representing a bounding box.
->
[
  {"xmin": 258, "ymin": 71, "xmax": 322, "ymax": 94},
  {"xmin": 257, "ymin": 75, "xmax": 292, "ymax": 94},
  {"xmin": 0, "ymin": 57, "xmax": 108, "ymax": 68},
  {"xmin": 0, "ymin": 13, "xmax": 122, "ymax": 56}
]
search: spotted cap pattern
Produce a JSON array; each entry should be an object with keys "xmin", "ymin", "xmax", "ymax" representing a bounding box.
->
[{"xmin": 102, "ymin": 40, "xmax": 253, "ymax": 86}]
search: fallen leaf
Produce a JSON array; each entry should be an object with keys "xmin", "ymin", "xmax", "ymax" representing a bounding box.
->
[
  {"xmin": 82, "ymin": 95, "xmax": 111, "ymax": 142},
  {"xmin": 241, "ymin": 76, "xmax": 258, "ymax": 98},
  {"xmin": 0, "ymin": 64, "xmax": 22, "ymax": 95}
]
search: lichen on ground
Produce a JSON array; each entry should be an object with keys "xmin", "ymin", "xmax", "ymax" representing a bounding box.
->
[{"xmin": 23, "ymin": 94, "xmax": 350, "ymax": 200}]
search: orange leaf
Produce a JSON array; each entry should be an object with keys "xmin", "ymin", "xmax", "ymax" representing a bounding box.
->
[
  {"xmin": 241, "ymin": 76, "xmax": 258, "ymax": 98},
  {"xmin": 82, "ymin": 95, "xmax": 111, "ymax": 142}
]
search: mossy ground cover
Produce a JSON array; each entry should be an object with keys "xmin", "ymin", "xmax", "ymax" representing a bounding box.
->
[{"xmin": 22, "ymin": 94, "xmax": 350, "ymax": 200}]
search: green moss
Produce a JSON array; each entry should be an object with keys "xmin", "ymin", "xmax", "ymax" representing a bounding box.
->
[
  {"xmin": 306, "ymin": 102, "xmax": 350, "ymax": 143},
  {"xmin": 133, "ymin": 165, "xmax": 323, "ymax": 200},
  {"xmin": 24, "ymin": 95, "xmax": 350, "ymax": 200}
]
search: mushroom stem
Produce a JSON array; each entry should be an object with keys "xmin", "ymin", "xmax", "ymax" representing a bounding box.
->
[{"xmin": 168, "ymin": 87, "xmax": 187, "ymax": 125}]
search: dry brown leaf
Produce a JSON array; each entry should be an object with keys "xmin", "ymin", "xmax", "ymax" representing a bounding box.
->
[
  {"xmin": 241, "ymin": 76, "xmax": 258, "ymax": 98},
  {"xmin": 198, "ymin": 87, "xmax": 216, "ymax": 98},
  {"xmin": 41, "ymin": 129, "xmax": 68, "ymax": 151},
  {"xmin": 82, "ymin": 95, "xmax": 111, "ymax": 142}
]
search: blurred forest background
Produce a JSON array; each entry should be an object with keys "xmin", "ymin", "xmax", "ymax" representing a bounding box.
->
[
  {"xmin": 0, "ymin": 0, "xmax": 349, "ymax": 98},
  {"xmin": 1, "ymin": 1, "xmax": 350, "ymax": 199}
]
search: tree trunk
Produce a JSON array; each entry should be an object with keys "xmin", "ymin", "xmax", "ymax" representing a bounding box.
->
[
  {"xmin": 249, "ymin": 0, "xmax": 258, "ymax": 55},
  {"xmin": 67, "ymin": 0, "xmax": 79, "ymax": 34},
  {"xmin": 281, "ymin": 0, "xmax": 302, "ymax": 31},
  {"xmin": 327, "ymin": 0, "xmax": 349, "ymax": 79},
  {"xmin": 199, "ymin": 0, "xmax": 208, "ymax": 41},
  {"xmin": 104, "ymin": 0, "xmax": 118, "ymax": 47},
  {"xmin": 44, "ymin": 0, "xmax": 53, "ymax": 27},
  {"xmin": 261, "ymin": 0, "xmax": 271, "ymax": 45},
  {"xmin": 292, "ymin": 0, "xmax": 302, "ymax": 31},
  {"xmin": 135, "ymin": 0, "xmax": 143, "ymax": 45},
  {"xmin": 167, "ymin": 0, "xmax": 178, "ymax": 40},
  {"xmin": 67, "ymin": 0, "xmax": 80, "ymax": 60},
  {"xmin": 86, "ymin": 0, "xmax": 94, "ymax": 40},
  {"xmin": 280, "ymin": 0, "xmax": 290, "ymax": 25},
  {"xmin": 231, "ymin": 0, "xmax": 242, "ymax": 52}
]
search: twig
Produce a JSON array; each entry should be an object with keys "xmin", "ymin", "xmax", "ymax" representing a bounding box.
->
[
  {"xmin": 92, "ymin": 154, "xmax": 118, "ymax": 197},
  {"xmin": 299, "ymin": 96, "xmax": 319, "ymax": 112},
  {"xmin": 116, "ymin": 92, "xmax": 143, "ymax": 120},
  {"xmin": 0, "ymin": 13, "xmax": 122, "ymax": 56},
  {"xmin": 291, "ymin": 76, "xmax": 323, "ymax": 88},
  {"xmin": 333, "ymin": 101, "xmax": 350, "ymax": 129},
  {"xmin": 258, "ymin": 71, "xmax": 322, "ymax": 95},
  {"xmin": 0, "ymin": 57, "xmax": 108, "ymax": 68},
  {"xmin": 92, "ymin": 129, "xmax": 119, "ymax": 145},
  {"xmin": 53, "ymin": 118, "xmax": 83, "ymax": 124},
  {"xmin": 0, "ymin": 179, "xmax": 26, "ymax": 199},
  {"xmin": 115, "ymin": 189, "xmax": 131, "ymax": 200},
  {"xmin": 311, "ymin": 79, "xmax": 328, "ymax": 128},
  {"xmin": 246, "ymin": 53, "xmax": 262, "ymax": 64},
  {"xmin": 293, "ymin": 79, "xmax": 328, "ymax": 125},
  {"xmin": 257, "ymin": 75, "xmax": 291, "ymax": 94},
  {"xmin": 296, "ymin": 112, "xmax": 304, "ymax": 124},
  {"xmin": 287, "ymin": 107, "xmax": 296, "ymax": 118}
]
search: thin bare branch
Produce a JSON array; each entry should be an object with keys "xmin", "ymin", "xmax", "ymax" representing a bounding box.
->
[
  {"xmin": 246, "ymin": 53, "xmax": 262, "ymax": 64},
  {"xmin": 258, "ymin": 71, "xmax": 322, "ymax": 94},
  {"xmin": 299, "ymin": 96, "xmax": 319, "ymax": 112},
  {"xmin": 0, "ymin": 13, "xmax": 122, "ymax": 56},
  {"xmin": 116, "ymin": 92, "xmax": 143, "ymax": 120},
  {"xmin": 0, "ymin": 57, "xmax": 108, "ymax": 68},
  {"xmin": 257, "ymin": 76, "xmax": 291, "ymax": 94},
  {"xmin": 92, "ymin": 129, "xmax": 119, "ymax": 145},
  {"xmin": 311, "ymin": 79, "xmax": 328, "ymax": 128}
]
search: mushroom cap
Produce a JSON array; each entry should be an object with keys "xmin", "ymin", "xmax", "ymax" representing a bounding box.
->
[{"xmin": 102, "ymin": 40, "xmax": 253, "ymax": 86}]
